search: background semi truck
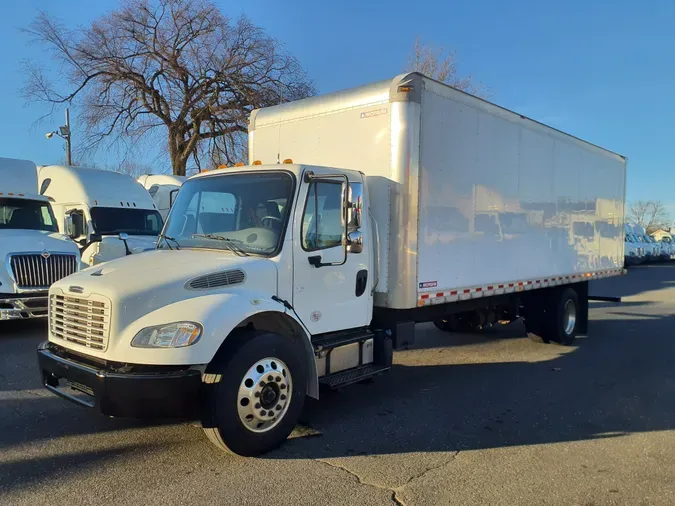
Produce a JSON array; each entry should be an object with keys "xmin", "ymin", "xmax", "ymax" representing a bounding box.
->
[
  {"xmin": 0, "ymin": 158, "xmax": 80, "ymax": 320},
  {"xmin": 137, "ymin": 174, "xmax": 185, "ymax": 221},
  {"xmin": 37, "ymin": 165, "xmax": 164, "ymax": 266},
  {"xmin": 38, "ymin": 73, "xmax": 626, "ymax": 456}
]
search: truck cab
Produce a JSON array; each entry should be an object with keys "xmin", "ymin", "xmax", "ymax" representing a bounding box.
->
[
  {"xmin": 38, "ymin": 163, "xmax": 374, "ymax": 455},
  {"xmin": 38, "ymin": 165, "xmax": 163, "ymax": 267},
  {"xmin": 0, "ymin": 158, "xmax": 80, "ymax": 320},
  {"xmin": 137, "ymin": 174, "xmax": 185, "ymax": 221}
]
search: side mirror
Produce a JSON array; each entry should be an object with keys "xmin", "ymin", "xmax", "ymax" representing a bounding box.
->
[
  {"xmin": 347, "ymin": 230, "xmax": 363, "ymax": 254},
  {"xmin": 347, "ymin": 183, "xmax": 363, "ymax": 230},
  {"xmin": 118, "ymin": 232, "xmax": 132, "ymax": 256},
  {"xmin": 64, "ymin": 215, "xmax": 76, "ymax": 238}
]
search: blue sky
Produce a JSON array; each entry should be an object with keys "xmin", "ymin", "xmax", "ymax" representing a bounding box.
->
[{"xmin": 1, "ymin": 0, "xmax": 673, "ymax": 212}]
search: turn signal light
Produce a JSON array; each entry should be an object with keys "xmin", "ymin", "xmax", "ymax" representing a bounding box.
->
[{"xmin": 283, "ymin": 159, "xmax": 293, "ymax": 164}]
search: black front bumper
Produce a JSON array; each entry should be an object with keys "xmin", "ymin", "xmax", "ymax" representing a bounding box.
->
[{"xmin": 37, "ymin": 341, "xmax": 202, "ymax": 419}]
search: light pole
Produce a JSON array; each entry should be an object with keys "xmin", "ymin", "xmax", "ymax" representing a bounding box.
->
[{"xmin": 46, "ymin": 108, "xmax": 72, "ymax": 165}]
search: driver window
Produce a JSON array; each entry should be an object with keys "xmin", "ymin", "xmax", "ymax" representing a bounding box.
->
[{"xmin": 302, "ymin": 182, "xmax": 343, "ymax": 251}]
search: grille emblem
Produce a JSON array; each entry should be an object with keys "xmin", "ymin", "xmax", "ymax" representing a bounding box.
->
[
  {"xmin": 41, "ymin": 251, "xmax": 51, "ymax": 259},
  {"xmin": 69, "ymin": 286, "xmax": 84, "ymax": 294}
]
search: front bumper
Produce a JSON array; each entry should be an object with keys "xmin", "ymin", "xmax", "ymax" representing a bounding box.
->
[
  {"xmin": 37, "ymin": 341, "xmax": 203, "ymax": 419},
  {"xmin": 0, "ymin": 293, "xmax": 48, "ymax": 320}
]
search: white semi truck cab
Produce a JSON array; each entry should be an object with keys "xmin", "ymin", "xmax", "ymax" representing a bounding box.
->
[
  {"xmin": 0, "ymin": 158, "xmax": 80, "ymax": 320},
  {"xmin": 37, "ymin": 74, "xmax": 626, "ymax": 456},
  {"xmin": 38, "ymin": 165, "xmax": 163, "ymax": 267}
]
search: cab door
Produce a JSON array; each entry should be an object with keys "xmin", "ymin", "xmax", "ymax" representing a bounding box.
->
[{"xmin": 292, "ymin": 168, "xmax": 370, "ymax": 335}]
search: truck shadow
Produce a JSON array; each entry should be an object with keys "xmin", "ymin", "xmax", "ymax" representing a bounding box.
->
[{"xmin": 270, "ymin": 311, "xmax": 675, "ymax": 460}]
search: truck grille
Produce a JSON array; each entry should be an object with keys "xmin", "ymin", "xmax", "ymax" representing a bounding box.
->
[
  {"xmin": 49, "ymin": 294, "xmax": 111, "ymax": 351},
  {"xmin": 10, "ymin": 254, "xmax": 77, "ymax": 289}
]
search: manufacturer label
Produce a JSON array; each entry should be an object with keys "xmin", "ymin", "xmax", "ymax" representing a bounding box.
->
[
  {"xmin": 419, "ymin": 281, "xmax": 438, "ymax": 289},
  {"xmin": 360, "ymin": 108, "xmax": 388, "ymax": 119}
]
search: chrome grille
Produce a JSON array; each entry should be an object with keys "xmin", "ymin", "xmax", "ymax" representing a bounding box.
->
[
  {"xmin": 188, "ymin": 269, "xmax": 246, "ymax": 290},
  {"xmin": 10, "ymin": 254, "xmax": 77, "ymax": 289},
  {"xmin": 49, "ymin": 294, "xmax": 111, "ymax": 351}
]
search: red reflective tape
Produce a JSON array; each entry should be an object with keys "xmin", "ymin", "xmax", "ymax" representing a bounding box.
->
[
  {"xmin": 421, "ymin": 294, "xmax": 429, "ymax": 299},
  {"xmin": 450, "ymin": 290, "xmax": 458, "ymax": 295},
  {"xmin": 475, "ymin": 287, "xmax": 482, "ymax": 292},
  {"xmin": 498, "ymin": 284, "xmax": 504, "ymax": 288},
  {"xmin": 508, "ymin": 283, "xmax": 514, "ymax": 287},
  {"xmin": 527, "ymin": 281, "xmax": 532, "ymax": 285},
  {"xmin": 463, "ymin": 289, "xmax": 470, "ymax": 294},
  {"xmin": 487, "ymin": 286, "xmax": 494, "ymax": 290},
  {"xmin": 436, "ymin": 292, "xmax": 444, "ymax": 297},
  {"xmin": 518, "ymin": 282, "xmax": 524, "ymax": 286}
]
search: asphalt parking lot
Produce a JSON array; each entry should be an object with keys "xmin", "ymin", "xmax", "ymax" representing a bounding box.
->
[{"xmin": 1, "ymin": 265, "xmax": 675, "ymax": 506}]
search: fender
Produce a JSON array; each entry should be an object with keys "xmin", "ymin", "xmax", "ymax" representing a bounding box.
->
[{"xmin": 101, "ymin": 290, "xmax": 319, "ymax": 398}]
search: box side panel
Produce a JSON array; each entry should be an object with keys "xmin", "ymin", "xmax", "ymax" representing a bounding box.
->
[
  {"xmin": 417, "ymin": 86, "xmax": 626, "ymax": 295},
  {"xmin": 250, "ymin": 101, "xmax": 392, "ymax": 293}
]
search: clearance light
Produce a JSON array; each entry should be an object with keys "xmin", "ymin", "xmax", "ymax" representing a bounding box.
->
[
  {"xmin": 218, "ymin": 164, "xmax": 228, "ymax": 169},
  {"xmin": 283, "ymin": 159, "xmax": 293, "ymax": 164},
  {"xmin": 252, "ymin": 160, "xmax": 263, "ymax": 165},
  {"xmin": 398, "ymin": 85, "xmax": 414, "ymax": 93},
  {"xmin": 235, "ymin": 162, "xmax": 245, "ymax": 167}
]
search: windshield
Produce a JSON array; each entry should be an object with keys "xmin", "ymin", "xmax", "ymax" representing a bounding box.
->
[
  {"xmin": 90, "ymin": 207, "xmax": 163, "ymax": 236},
  {"xmin": 160, "ymin": 171, "xmax": 294, "ymax": 256},
  {"xmin": 0, "ymin": 197, "xmax": 58, "ymax": 232}
]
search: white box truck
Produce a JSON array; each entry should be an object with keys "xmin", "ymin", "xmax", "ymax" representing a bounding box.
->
[
  {"xmin": 37, "ymin": 165, "xmax": 164, "ymax": 267},
  {"xmin": 1, "ymin": 158, "xmax": 80, "ymax": 320},
  {"xmin": 37, "ymin": 73, "xmax": 626, "ymax": 456},
  {"xmin": 137, "ymin": 174, "xmax": 185, "ymax": 221}
]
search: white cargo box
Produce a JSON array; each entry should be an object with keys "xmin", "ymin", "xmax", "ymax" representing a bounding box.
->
[{"xmin": 250, "ymin": 73, "xmax": 626, "ymax": 310}]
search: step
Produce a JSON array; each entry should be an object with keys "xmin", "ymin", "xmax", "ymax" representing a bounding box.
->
[
  {"xmin": 312, "ymin": 328, "xmax": 374, "ymax": 352},
  {"xmin": 319, "ymin": 364, "xmax": 390, "ymax": 389}
]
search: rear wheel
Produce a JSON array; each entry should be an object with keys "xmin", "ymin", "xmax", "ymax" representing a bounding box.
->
[
  {"xmin": 524, "ymin": 287, "xmax": 579, "ymax": 346},
  {"xmin": 201, "ymin": 331, "xmax": 307, "ymax": 456}
]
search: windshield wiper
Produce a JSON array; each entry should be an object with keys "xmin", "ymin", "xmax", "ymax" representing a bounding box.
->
[
  {"xmin": 192, "ymin": 234, "xmax": 248, "ymax": 256},
  {"xmin": 159, "ymin": 233, "xmax": 180, "ymax": 250}
]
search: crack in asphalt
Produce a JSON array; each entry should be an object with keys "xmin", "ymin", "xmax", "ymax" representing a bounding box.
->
[{"xmin": 316, "ymin": 451, "xmax": 461, "ymax": 505}]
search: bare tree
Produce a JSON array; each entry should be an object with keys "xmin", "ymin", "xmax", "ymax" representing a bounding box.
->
[
  {"xmin": 407, "ymin": 38, "xmax": 488, "ymax": 98},
  {"xmin": 627, "ymin": 200, "xmax": 670, "ymax": 232},
  {"xmin": 23, "ymin": 0, "xmax": 315, "ymax": 175}
]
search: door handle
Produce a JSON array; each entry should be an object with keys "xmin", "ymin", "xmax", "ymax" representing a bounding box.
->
[{"xmin": 308, "ymin": 255, "xmax": 324, "ymax": 268}]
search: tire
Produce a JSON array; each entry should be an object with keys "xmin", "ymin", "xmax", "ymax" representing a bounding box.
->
[
  {"xmin": 201, "ymin": 331, "xmax": 307, "ymax": 456},
  {"xmin": 433, "ymin": 319, "xmax": 450, "ymax": 331},
  {"xmin": 523, "ymin": 288, "xmax": 579, "ymax": 346},
  {"xmin": 551, "ymin": 287, "xmax": 579, "ymax": 346}
]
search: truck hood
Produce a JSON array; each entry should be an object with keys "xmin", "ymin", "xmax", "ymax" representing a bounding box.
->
[
  {"xmin": 0, "ymin": 229, "xmax": 79, "ymax": 256},
  {"xmin": 0, "ymin": 230, "xmax": 80, "ymax": 293},
  {"xmin": 50, "ymin": 249, "xmax": 279, "ymax": 326}
]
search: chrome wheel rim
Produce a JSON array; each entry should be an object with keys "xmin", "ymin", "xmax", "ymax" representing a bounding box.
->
[
  {"xmin": 237, "ymin": 357, "xmax": 292, "ymax": 433},
  {"xmin": 563, "ymin": 300, "xmax": 576, "ymax": 335}
]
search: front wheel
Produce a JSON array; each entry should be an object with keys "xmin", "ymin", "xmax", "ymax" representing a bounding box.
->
[{"xmin": 201, "ymin": 331, "xmax": 307, "ymax": 456}]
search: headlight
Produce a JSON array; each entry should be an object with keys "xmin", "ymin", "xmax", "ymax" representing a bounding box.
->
[{"xmin": 131, "ymin": 322, "xmax": 203, "ymax": 348}]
